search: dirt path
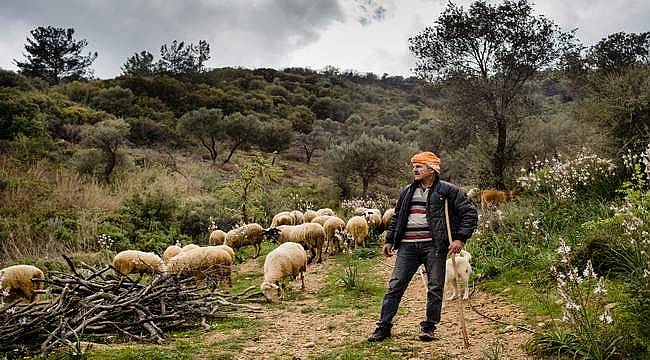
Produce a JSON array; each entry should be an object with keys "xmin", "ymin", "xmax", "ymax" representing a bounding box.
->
[{"xmin": 228, "ymin": 256, "xmax": 534, "ymax": 359}]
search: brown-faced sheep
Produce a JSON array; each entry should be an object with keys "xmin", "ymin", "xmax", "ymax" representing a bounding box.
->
[
  {"xmin": 268, "ymin": 223, "xmax": 325, "ymax": 263},
  {"xmin": 112, "ymin": 250, "xmax": 166, "ymax": 276},
  {"xmin": 224, "ymin": 223, "xmax": 266, "ymax": 258},
  {"xmin": 323, "ymin": 216, "xmax": 346, "ymax": 254},
  {"xmin": 163, "ymin": 245, "xmax": 182, "ymax": 262},
  {"xmin": 166, "ymin": 247, "xmax": 232, "ymax": 287},
  {"xmin": 346, "ymin": 216, "xmax": 369, "ymax": 248},
  {"xmin": 208, "ymin": 230, "xmax": 227, "ymax": 245},
  {"xmin": 260, "ymin": 242, "xmax": 307, "ymax": 302},
  {"xmin": 0, "ymin": 265, "xmax": 45, "ymax": 303}
]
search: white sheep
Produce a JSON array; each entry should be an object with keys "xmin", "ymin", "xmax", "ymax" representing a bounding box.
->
[
  {"xmin": 224, "ymin": 223, "xmax": 266, "ymax": 258},
  {"xmin": 269, "ymin": 223, "xmax": 325, "ymax": 263},
  {"xmin": 163, "ymin": 245, "xmax": 182, "ymax": 262},
  {"xmin": 166, "ymin": 246, "xmax": 233, "ymax": 287},
  {"xmin": 0, "ymin": 264, "xmax": 45, "ymax": 303},
  {"xmin": 112, "ymin": 250, "xmax": 166, "ymax": 276},
  {"xmin": 208, "ymin": 229, "xmax": 227, "ymax": 246},
  {"xmin": 260, "ymin": 242, "xmax": 307, "ymax": 302},
  {"xmin": 316, "ymin": 208, "xmax": 335, "ymax": 217},
  {"xmin": 346, "ymin": 216, "xmax": 369, "ymax": 248},
  {"xmin": 303, "ymin": 210, "xmax": 318, "ymax": 222},
  {"xmin": 323, "ymin": 216, "xmax": 346, "ymax": 254},
  {"xmin": 271, "ymin": 211, "xmax": 294, "ymax": 227}
]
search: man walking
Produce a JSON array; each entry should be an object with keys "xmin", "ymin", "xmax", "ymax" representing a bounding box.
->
[{"xmin": 368, "ymin": 151, "xmax": 478, "ymax": 342}]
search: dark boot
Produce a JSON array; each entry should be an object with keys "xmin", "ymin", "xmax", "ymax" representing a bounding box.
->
[
  {"xmin": 367, "ymin": 326, "xmax": 391, "ymax": 342},
  {"xmin": 418, "ymin": 328, "xmax": 434, "ymax": 342}
]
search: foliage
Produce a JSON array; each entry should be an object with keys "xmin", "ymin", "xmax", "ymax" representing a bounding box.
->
[
  {"xmin": 409, "ymin": 0, "xmax": 577, "ymax": 188},
  {"xmin": 222, "ymin": 112, "xmax": 262, "ymax": 164},
  {"xmin": 324, "ymin": 134, "xmax": 410, "ymax": 198},
  {"xmin": 79, "ymin": 118, "xmax": 131, "ymax": 182},
  {"xmin": 13, "ymin": 26, "xmax": 97, "ymax": 85},
  {"xmin": 528, "ymin": 239, "xmax": 622, "ymax": 359},
  {"xmin": 121, "ymin": 50, "xmax": 155, "ymax": 76},
  {"xmin": 586, "ymin": 32, "xmax": 650, "ymax": 73},
  {"xmin": 516, "ymin": 149, "xmax": 619, "ymax": 201},
  {"xmin": 157, "ymin": 40, "xmax": 210, "ymax": 75},
  {"xmin": 176, "ymin": 107, "xmax": 224, "ymax": 163},
  {"xmin": 226, "ymin": 153, "xmax": 283, "ymax": 223},
  {"xmin": 0, "ymin": 88, "xmax": 48, "ymax": 140}
]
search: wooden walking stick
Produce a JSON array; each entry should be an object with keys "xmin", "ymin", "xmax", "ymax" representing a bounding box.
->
[{"xmin": 445, "ymin": 199, "xmax": 470, "ymax": 347}]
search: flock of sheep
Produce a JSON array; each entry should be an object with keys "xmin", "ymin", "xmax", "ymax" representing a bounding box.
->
[{"xmin": 0, "ymin": 206, "xmax": 396, "ymax": 304}]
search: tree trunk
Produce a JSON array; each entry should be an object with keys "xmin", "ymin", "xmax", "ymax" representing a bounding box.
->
[
  {"xmin": 241, "ymin": 183, "xmax": 249, "ymax": 223},
  {"xmin": 223, "ymin": 141, "xmax": 242, "ymax": 164},
  {"xmin": 103, "ymin": 147, "xmax": 116, "ymax": 183},
  {"xmin": 492, "ymin": 116, "xmax": 507, "ymax": 190},
  {"xmin": 303, "ymin": 144, "xmax": 314, "ymax": 164},
  {"xmin": 362, "ymin": 177, "xmax": 370, "ymax": 197}
]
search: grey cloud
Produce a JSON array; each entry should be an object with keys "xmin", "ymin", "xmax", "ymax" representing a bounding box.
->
[
  {"xmin": 1, "ymin": 0, "xmax": 345, "ymax": 77},
  {"xmin": 355, "ymin": 0, "xmax": 394, "ymax": 26}
]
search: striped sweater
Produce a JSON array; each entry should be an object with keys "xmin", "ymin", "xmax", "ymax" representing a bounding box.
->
[{"xmin": 401, "ymin": 187, "xmax": 433, "ymax": 243}]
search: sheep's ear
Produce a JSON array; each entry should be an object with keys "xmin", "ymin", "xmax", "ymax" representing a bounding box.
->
[{"xmin": 271, "ymin": 282, "xmax": 280, "ymax": 289}]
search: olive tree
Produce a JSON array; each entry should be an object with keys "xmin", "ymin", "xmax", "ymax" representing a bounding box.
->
[
  {"xmin": 325, "ymin": 134, "xmax": 408, "ymax": 198},
  {"xmin": 409, "ymin": 0, "xmax": 577, "ymax": 188},
  {"xmin": 79, "ymin": 118, "xmax": 130, "ymax": 182},
  {"xmin": 176, "ymin": 107, "xmax": 225, "ymax": 163}
]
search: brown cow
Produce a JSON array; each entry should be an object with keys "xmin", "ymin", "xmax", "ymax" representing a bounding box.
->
[{"xmin": 480, "ymin": 187, "xmax": 522, "ymax": 209}]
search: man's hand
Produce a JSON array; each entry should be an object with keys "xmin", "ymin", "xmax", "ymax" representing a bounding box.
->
[
  {"xmin": 382, "ymin": 244, "xmax": 395, "ymax": 257},
  {"xmin": 448, "ymin": 240, "xmax": 464, "ymax": 254}
]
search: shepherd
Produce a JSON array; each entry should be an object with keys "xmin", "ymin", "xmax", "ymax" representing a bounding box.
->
[{"xmin": 367, "ymin": 151, "xmax": 478, "ymax": 342}]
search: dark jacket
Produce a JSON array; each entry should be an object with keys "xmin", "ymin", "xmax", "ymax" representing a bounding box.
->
[{"xmin": 385, "ymin": 178, "xmax": 478, "ymax": 250}]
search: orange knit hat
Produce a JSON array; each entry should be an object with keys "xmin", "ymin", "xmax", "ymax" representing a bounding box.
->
[{"xmin": 410, "ymin": 151, "xmax": 441, "ymax": 173}]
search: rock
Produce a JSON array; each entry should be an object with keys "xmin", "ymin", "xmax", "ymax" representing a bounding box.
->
[
  {"xmin": 243, "ymin": 347, "xmax": 258, "ymax": 353},
  {"xmin": 304, "ymin": 342, "xmax": 315, "ymax": 348}
]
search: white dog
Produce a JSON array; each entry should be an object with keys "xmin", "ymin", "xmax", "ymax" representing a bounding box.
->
[{"xmin": 445, "ymin": 250, "xmax": 472, "ymax": 300}]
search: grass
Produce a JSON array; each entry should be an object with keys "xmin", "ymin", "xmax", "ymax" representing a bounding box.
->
[{"xmin": 316, "ymin": 252, "xmax": 385, "ymax": 316}]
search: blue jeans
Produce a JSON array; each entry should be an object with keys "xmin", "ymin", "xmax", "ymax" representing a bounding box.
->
[{"xmin": 377, "ymin": 241, "xmax": 446, "ymax": 332}]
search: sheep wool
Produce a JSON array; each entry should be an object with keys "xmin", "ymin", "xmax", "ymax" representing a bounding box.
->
[
  {"xmin": 208, "ymin": 229, "xmax": 227, "ymax": 246},
  {"xmin": 271, "ymin": 212, "xmax": 294, "ymax": 227},
  {"xmin": 163, "ymin": 245, "xmax": 182, "ymax": 262},
  {"xmin": 275, "ymin": 223, "xmax": 325, "ymax": 263},
  {"xmin": 167, "ymin": 247, "xmax": 232, "ymax": 287},
  {"xmin": 316, "ymin": 208, "xmax": 335, "ymax": 217},
  {"xmin": 208, "ymin": 244, "xmax": 235, "ymax": 262},
  {"xmin": 346, "ymin": 216, "xmax": 369, "ymax": 248},
  {"xmin": 302, "ymin": 210, "xmax": 318, "ymax": 223},
  {"xmin": 224, "ymin": 223, "xmax": 265, "ymax": 258},
  {"xmin": 112, "ymin": 250, "xmax": 165, "ymax": 276},
  {"xmin": 181, "ymin": 244, "xmax": 200, "ymax": 252},
  {"xmin": 323, "ymin": 216, "xmax": 346, "ymax": 254},
  {"xmin": 311, "ymin": 215, "xmax": 333, "ymax": 226},
  {"xmin": 289, "ymin": 210, "xmax": 304, "ymax": 225},
  {"xmin": 0, "ymin": 264, "xmax": 45, "ymax": 303},
  {"xmin": 382, "ymin": 208, "xmax": 395, "ymax": 229},
  {"xmin": 261, "ymin": 242, "xmax": 307, "ymax": 301}
]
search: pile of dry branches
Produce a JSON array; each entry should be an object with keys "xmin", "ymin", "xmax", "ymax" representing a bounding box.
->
[{"xmin": 0, "ymin": 256, "xmax": 263, "ymax": 357}]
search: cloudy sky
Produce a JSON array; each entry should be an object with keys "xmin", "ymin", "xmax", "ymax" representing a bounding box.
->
[{"xmin": 1, "ymin": 0, "xmax": 649, "ymax": 79}]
